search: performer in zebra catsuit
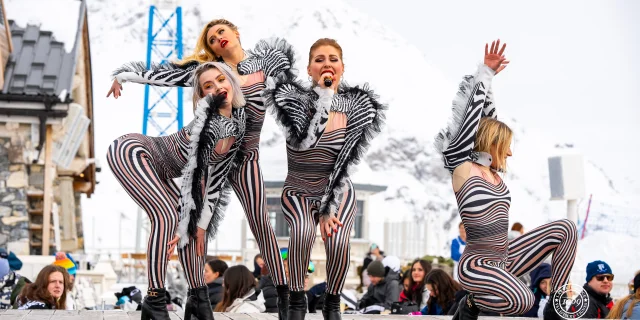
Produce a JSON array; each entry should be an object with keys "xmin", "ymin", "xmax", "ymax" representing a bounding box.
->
[
  {"xmin": 108, "ymin": 19, "xmax": 294, "ymax": 320},
  {"xmin": 107, "ymin": 62, "xmax": 246, "ymax": 320},
  {"xmin": 434, "ymin": 40, "xmax": 577, "ymax": 320},
  {"xmin": 263, "ymin": 38, "xmax": 386, "ymax": 320}
]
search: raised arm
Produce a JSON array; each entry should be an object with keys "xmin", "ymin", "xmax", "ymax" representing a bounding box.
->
[
  {"xmin": 434, "ymin": 40, "xmax": 508, "ymax": 174},
  {"xmin": 107, "ymin": 60, "xmax": 199, "ymax": 98}
]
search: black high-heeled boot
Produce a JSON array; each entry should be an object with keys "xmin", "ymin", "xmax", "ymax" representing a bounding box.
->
[
  {"xmin": 141, "ymin": 288, "xmax": 171, "ymax": 320},
  {"xmin": 322, "ymin": 293, "xmax": 341, "ymax": 320},
  {"xmin": 287, "ymin": 290, "xmax": 307, "ymax": 320},
  {"xmin": 451, "ymin": 294, "xmax": 480, "ymax": 320},
  {"xmin": 184, "ymin": 286, "xmax": 215, "ymax": 320},
  {"xmin": 276, "ymin": 285, "xmax": 290, "ymax": 320}
]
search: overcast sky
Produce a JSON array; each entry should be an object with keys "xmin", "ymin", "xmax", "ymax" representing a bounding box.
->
[{"xmin": 344, "ymin": 0, "xmax": 640, "ymax": 188}]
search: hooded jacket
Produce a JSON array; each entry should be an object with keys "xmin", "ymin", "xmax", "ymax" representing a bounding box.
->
[
  {"xmin": 523, "ymin": 263, "xmax": 551, "ymax": 317},
  {"xmin": 225, "ymin": 289, "xmax": 266, "ymax": 313}
]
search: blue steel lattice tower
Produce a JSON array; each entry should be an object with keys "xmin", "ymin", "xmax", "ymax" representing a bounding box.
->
[{"xmin": 142, "ymin": 4, "xmax": 183, "ymax": 136}]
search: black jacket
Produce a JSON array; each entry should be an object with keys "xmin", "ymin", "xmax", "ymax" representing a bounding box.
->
[
  {"xmin": 358, "ymin": 269, "xmax": 400, "ymax": 310},
  {"xmin": 257, "ymin": 275, "xmax": 278, "ymax": 313},
  {"xmin": 207, "ymin": 278, "xmax": 224, "ymax": 308},
  {"xmin": 523, "ymin": 263, "xmax": 551, "ymax": 317},
  {"xmin": 570, "ymin": 283, "xmax": 613, "ymax": 319}
]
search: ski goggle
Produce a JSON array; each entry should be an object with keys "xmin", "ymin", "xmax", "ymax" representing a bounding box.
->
[{"xmin": 280, "ymin": 248, "xmax": 315, "ymax": 273}]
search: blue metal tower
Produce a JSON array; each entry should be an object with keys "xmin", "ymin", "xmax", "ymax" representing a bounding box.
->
[{"xmin": 142, "ymin": 5, "xmax": 183, "ymax": 136}]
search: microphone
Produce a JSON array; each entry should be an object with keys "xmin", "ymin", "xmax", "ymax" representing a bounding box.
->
[{"xmin": 322, "ymin": 73, "xmax": 333, "ymax": 87}]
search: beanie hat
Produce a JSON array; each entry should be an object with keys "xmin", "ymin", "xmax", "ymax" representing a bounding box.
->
[
  {"xmin": 633, "ymin": 273, "xmax": 640, "ymax": 293},
  {"xmin": 367, "ymin": 260, "xmax": 385, "ymax": 278},
  {"xmin": 0, "ymin": 258, "xmax": 9, "ymax": 279},
  {"xmin": 53, "ymin": 254, "xmax": 77, "ymax": 276},
  {"xmin": 585, "ymin": 260, "xmax": 612, "ymax": 282},
  {"xmin": 0, "ymin": 249, "xmax": 21, "ymax": 271}
]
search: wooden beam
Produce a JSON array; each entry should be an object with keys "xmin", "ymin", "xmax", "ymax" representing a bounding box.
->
[
  {"xmin": 72, "ymin": 181, "xmax": 92, "ymax": 193},
  {"xmin": 42, "ymin": 125, "xmax": 54, "ymax": 255}
]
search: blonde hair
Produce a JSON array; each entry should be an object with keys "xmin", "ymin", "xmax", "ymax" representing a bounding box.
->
[
  {"xmin": 180, "ymin": 19, "xmax": 239, "ymax": 65},
  {"xmin": 191, "ymin": 62, "xmax": 245, "ymax": 110},
  {"xmin": 474, "ymin": 117, "xmax": 513, "ymax": 172},
  {"xmin": 607, "ymin": 290, "xmax": 640, "ymax": 319}
]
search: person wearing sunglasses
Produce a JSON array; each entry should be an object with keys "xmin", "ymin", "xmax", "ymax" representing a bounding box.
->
[{"xmin": 570, "ymin": 260, "xmax": 615, "ymax": 319}]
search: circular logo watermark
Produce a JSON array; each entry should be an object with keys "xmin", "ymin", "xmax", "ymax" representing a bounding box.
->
[{"xmin": 552, "ymin": 284, "xmax": 590, "ymax": 319}]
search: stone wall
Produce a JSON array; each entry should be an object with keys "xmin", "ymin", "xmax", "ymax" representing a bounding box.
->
[{"xmin": 0, "ymin": 138, "xmax": 30, "ymax": 254}]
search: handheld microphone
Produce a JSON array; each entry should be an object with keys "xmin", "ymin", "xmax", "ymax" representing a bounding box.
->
[{"xmin": 322, "ymin": 73, "xmax": 333, "ymax": 87}]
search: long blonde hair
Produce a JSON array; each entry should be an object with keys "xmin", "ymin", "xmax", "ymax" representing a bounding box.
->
[
  {"xmin": 607, "ymin": 290, "xmax": 640, "ymax": 319},
  {"xmin": 474, "ymin": 117, "xmax": 512, "ymax": 172},
  {"xmin": 179, "ymin": 19, "xmax": 238, "ymax": 65},
  {"xmin": 191, "ymin": 62, "xmax": 245, "ymax": 110}
]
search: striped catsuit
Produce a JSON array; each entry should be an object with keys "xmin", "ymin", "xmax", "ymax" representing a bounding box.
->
[
  {"xmin": 107, "ymin": 96, "xmax": 245, "ymax": 290},
  {"xmin": 263, "ymin": 81, "xmax": 386, "ymax": 293},
  {"xmin": 111, "ymin": 38, "xmax": 296, "ymax": 287},
  {"xmin": 434, "ymin": 64, "xmax": 578, "ymax": 315}
]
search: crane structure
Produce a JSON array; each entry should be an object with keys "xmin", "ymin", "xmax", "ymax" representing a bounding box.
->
[{"xmin": 136, "ymin": 0, "xmax": 184, "ymax": 253}]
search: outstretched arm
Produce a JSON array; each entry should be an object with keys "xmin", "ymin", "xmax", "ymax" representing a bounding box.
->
[{"xmin": 107, "ymin": 61, "xmax": 198, "ymax": 98}]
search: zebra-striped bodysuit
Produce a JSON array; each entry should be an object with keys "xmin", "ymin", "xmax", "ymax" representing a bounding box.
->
[
  {"xmin": 107, "ymin": 104, "xmax": 244, "ymax": 290},
  {"xmin": 264, "ymin": 81, "xmax": 386, "ymax": 294},
  {"xmin": 282, "ymin": 125, "xmax": 357, "ymax": 293},
  {"xmin": 435, "ymin": 64, "xmax": 578, "ymax": 315},
  {"xmin": 111, "ymin": 38, "xmax": 295, "ymax": 287}
]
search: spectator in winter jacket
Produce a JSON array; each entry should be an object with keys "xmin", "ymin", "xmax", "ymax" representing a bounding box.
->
[
  {"xmin": 52, "ymin": 252, "xmax": 81, "ymax": 310},
  {"xmin": 204, "ymin": 259, "xmax": 227, "ymax": 308},
  {"xmin": 420, "ymin": 269, "xmax": 461, "ymax": 315},
  {"xmin": 357, "ymin": 260, "xmax": 400, "ymax": 312},
  {"xmin": 17, "ymin": 265, "xmax": 69, "ymax": 310},
  {"xmin": 451, "ymin": 222, "xmax": 466, "ymax": 281},
  {"xmin": 607, "ymin": 272, "xmax": 640, "ymax": 319},
  {"xmin": 0, "ymin": 251, "xmax": 30, "ymax": 309},
  {"xmin": 360, "ymin": 243, "xmax": 384, "ymax": 290},
  {"xmin": 258, "ymin": 262, "xmax": 278, "ymax": 313},
  {"xmin": 399, "ymin": 259, "xmax": 432, "ymax": 309},
  {"xmin": 571, "ymin": 260, "xmax": 614, "ymax": 319},
  {"xmin": 0, "ymin": 249, "xmax": 22, "ymax": 272},
  {"xmin": 214, "ymin": 265, "xmax": 265, "ymax": 313},
  {"xmin": 523, "ymin": 263, "xmax": 551, "ymax": 317}
]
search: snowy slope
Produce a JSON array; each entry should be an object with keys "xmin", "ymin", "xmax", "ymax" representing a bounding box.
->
[{"xmin": 6, "ymin": 0, "xmax": 638, "ymax": 284}]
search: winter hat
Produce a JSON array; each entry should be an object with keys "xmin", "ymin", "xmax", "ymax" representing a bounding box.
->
[
  {"xmin": 0, "ymin": 249, "xmax": 21, "ymax": 271},
  {"xmin": 53, "ymin": 254, "xmax": 77, "ymax": 276},
  {"xmin": 0, "ymin": 258, "xmax": 9, "ymax": 279},
  {"xmin": 585, "ymin": 260, "xmax": 613, "ymax": 282},
  {"xmin": 382, "ymin": 256, "xmax": 401, "ymax": 273},
  {"xmin": 634, "ymin": 273, "xmax": 640, "ymax": 293},
  {"xmin": 367, "ymin": 260, "xmax": 385, "ymax": 278},
  {"xmin": 115, "ymin": 286, "xmax": 142, "ymax": 305}
]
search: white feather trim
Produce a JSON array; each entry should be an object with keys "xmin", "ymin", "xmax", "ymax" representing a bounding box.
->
[
  {"xmin": 292, "ymin": 87, "xmax": 333, "ymax": 151},
  {"xmin": 176, "ymin": 95, "xmax": 212, "ymax": 248}
]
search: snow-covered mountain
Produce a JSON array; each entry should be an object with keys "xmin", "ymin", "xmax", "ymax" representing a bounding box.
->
[{"xmin": 7, "ymin": 0, "xmax": 639, "ymax": 291}]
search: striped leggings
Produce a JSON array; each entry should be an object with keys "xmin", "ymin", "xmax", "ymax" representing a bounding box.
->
[
  {"xmin": 281, "ymin": 179, "xmax": 357, "ymax": 293},
  {"xmin": 229, "ymin": 159, "xmax": 288, "ymax": 286},
  {"xmin": 106, "ymin": 133, "xmax": 208, "ymax": 290},
  {"xmin": 458, "ymin": 219, "xmax": 578, "ymax": 315}
]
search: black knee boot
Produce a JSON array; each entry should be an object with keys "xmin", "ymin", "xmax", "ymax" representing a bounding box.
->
[
  {"xmin": 276, "ymin": 285, "xmax": 290, "ymax": 320},
  {"xmin": 451, "ymin": 294, "xmax": 479, "ymax": 320},
  {"xmin": 287, "ymin": 290, "xmax": 307, "ymax": 320},
  {"xmin": 184, "ymin": 286, "xmax": 215, "ymax": 320},
  {"xmin": 322, "ymin": 293, "xmax": 341, "ymax": 320},
  {"xmin": 141, "ymin": 288, "xmax": 171, "ymax": 320}
]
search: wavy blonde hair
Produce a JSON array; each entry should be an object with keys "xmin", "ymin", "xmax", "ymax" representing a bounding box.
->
[
  {"xmin": 191, "ymin": 62, "xmax": 245, "ymax": 110},
  {"xmin": 607, "ymin": 290, "xmax": 640, "ymax": 319},
  {"xmin": 179, "ymin": 19, "xmax": 239, "ymax": 65},
  {"xmin": 474, "ymin": 117, "xmax": 512, "ymax": 172}
]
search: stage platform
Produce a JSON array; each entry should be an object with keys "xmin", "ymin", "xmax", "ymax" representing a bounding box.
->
[{"xmin": 0, "ymin": 310, "xmax": 595, "ymax": 319}]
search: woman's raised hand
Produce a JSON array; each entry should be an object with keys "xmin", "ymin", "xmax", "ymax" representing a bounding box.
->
[{"xmin": 484, "ymin": 39, "xmax": 510, "ymax": 75}]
